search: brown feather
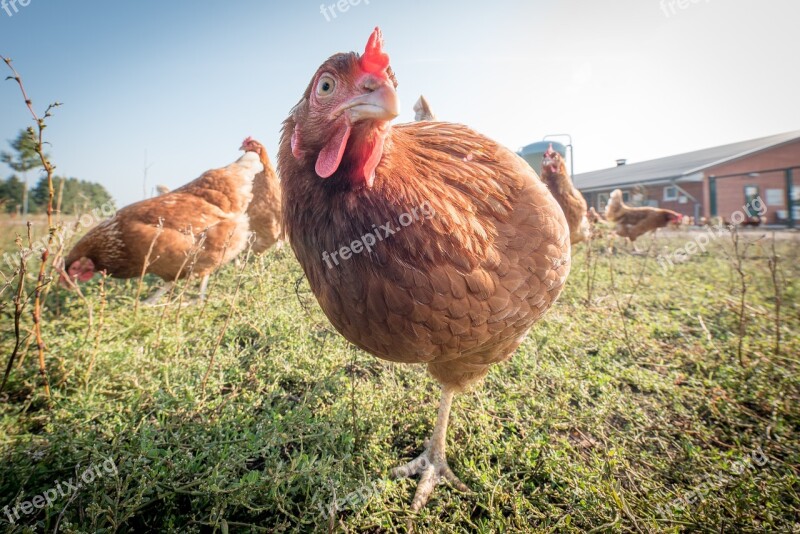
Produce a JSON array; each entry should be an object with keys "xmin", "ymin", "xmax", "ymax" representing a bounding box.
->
[
  {"xmin": 279, "ymin": 120, "xmax": 571, "ymax": 390},
  {"xmin": 540, "ymin": 151, "xmax": 590, "ymax": 245},
  {"xmin": 247, "ymin": 148, "xmax": 283, "ymax": 254},
  {"xmin": 65, "ymin": 151, "xmax": 262, "ymax": 281},
  {"xmin": 605, "ymin": 189, "xmax": 681, "ymax": 242}
]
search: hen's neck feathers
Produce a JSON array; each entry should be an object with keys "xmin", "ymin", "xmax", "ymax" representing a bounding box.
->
[
  {"xmin": 65, "ymin": 217, "xmax": 126, "ymax": 271},
  {"xmin": 541, "ymin": 166, "xmax": 573, "ymax": 195},
  {"xmin": 605, "ymin": 196, "xmax": 624, "ymax": 221},
  {"xmin": 234, "ymin": 151, "xmax": 264, "ymax": 177},
  {"xmin": 230, "ymin": 150, "xmax": 264, "ymax": 196},
  {"xmin": 279, "ymin": 121, "xmax": 530, "ymax": 272}
]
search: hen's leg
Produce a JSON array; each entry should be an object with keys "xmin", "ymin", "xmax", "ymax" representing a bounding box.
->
[
  {"xmin": 392, "ymin": 385, "xmax": 470, "ymax": 511},
  {"xmin": 198, "ymin": 274, "xmax": 211, "ymax": 303},
  {"xmin": 142, "ymin": 281, "xmax": 174, "ymax": 306}
]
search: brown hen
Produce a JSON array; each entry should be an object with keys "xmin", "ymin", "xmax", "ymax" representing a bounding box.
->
[
  {"xmin": 541, "ymin": 144, "xmax": 590, "ymax": 245},
  {"xmin": 413, "ymin": 95, "xmax": 437, "ymax": 121},
  {"xmin": 278, "ymin": 28, "xmax": 571, "ymax": 510},
  {"xmin": 605, "ymin": 188, "xmax": 683, "ymax": 242},
  {"xmin": 245, "ymin": 138, "xmax": 283, "ymax": 254},
  {"xmin": 63, "ymin": 138, "xmax": 265, "ymax": 303}
]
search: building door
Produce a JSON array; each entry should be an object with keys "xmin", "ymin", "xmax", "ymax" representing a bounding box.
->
[{"xmin": 744, "ymin": 185, "xmax": 760, "ymax": 208}]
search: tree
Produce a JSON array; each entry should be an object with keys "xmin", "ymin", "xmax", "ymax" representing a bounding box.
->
[
  {"xmin": 0, "ymin": 130, "xmax": 42, "ymax": 173},
  {"xmin": 0, "ymin": 175, "xmax": 25, "ymax": 213},
  {"xmin": 1, "ymin": 129, "xmax": 49, "ymax": 215},
  {"xmin": 31, "ymin": 176, "xmax": 114, "ymax": 215}
]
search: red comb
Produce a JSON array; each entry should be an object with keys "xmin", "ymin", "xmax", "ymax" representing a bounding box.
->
[
  {"xmin": 360, "ymin": 27, "xmax": 390, "ymax": 76},
  {"xmin": 544, "ymin": 143, "xmax": 556, "ymax": 156}
]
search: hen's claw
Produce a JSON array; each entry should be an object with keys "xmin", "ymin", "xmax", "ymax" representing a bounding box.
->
[{"xmin": 392, "ymin": 448, "xmax": 471, "ymax": 511}]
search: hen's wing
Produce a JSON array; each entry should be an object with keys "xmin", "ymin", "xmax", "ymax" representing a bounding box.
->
[{"xmin": 118, "ymin": 191, "xmax": 251, "ymax": 279}]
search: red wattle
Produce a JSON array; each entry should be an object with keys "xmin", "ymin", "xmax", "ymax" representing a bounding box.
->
[
  {"xmin": 361, "ymin": 133, "xmax": 386, "ymax": 188},
  {"xmin": 316, "ymin": 124, "xmax": 352, "ymax": 178}
]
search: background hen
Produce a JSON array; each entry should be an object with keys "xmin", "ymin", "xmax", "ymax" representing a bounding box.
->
[
  {"xmin": 413, "ymin": 95, "xmax": 437, "ymax": 121},
  {"xmin": 604, "ymin": 188, "xmax": 682, "ymax": 242},
  {"xmin": 587, "ymin": 206, "xmax": 604, "ymax": 224},
  {"xmin": 541, "ymin": 144, "xmax": 591, "ymax": 245},
  {"xmin": 278, "ymin": 28, "xmax": 570, "ymax": 510},
  {"xmin": 244, "ymin": 138, "xmax": 282, "ymax": 254},
  {"xmin": 63, "ymin": 138, "xmax": 265, "ymax": 303}
]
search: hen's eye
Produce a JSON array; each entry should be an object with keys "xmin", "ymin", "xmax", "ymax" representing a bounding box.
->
[{"xmin": 316, "ymin": 76, "xmax": 336, "ymax": 97}]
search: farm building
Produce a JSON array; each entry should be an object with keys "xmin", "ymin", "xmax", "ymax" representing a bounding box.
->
[{"xmin": 572, "ymin": 131, "xmax": 800, "ymax": 227}]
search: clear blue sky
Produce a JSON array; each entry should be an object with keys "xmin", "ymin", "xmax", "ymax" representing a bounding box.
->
[{"xmin": 1, "ymin": 0, "xmax": 798, "ymax": 207}]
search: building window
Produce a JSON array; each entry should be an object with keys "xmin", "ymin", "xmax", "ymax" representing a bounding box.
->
[
  {"xmin": 598, "ymin": 193, "xmax": 609, "ymax": 211},
  {"xmin": 664, "ymin": 186, "xmax": 679, "ymax": 202},
  {"xmin": 765, "ymin": 189, "xmax": 784, "ymax": 206},
  {"xmin": 622, "ymin": 191, "xmax": 630, "ymax": 203}
]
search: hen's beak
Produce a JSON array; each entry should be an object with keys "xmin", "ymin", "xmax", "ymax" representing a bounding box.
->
[{"xmin": 336, "ymin": 80, "xmax": 399, "ymax": 124}]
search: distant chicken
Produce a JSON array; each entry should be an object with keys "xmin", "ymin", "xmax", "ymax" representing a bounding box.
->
[
  {"xmin": 741, "ymin": 215, "xmax": 762, "ymax": 227},
  {"xmin": 541, "ymin": 145, "xmax": 590, "ymax": 245},
  {"xmin": 155, "ymin": 185, "xmax": 171, "ymax": 196},
  {"xmin": 604, "ymin": 189, "xmax": 682, "ymax": 242},
  {"xmin": 587, "ymin": 207, "xmax": 604, "ymax": 224},
  {"xmin": 243, "ymin": 138, "xmax": 282, "ymax": 254},
  {"xmin": 63, "ymin": 139, "xmax": 265, "ymax": 303},
  {"xmin": 413, "ymin": 95, "xmax": 437, "ymax": 121},
  {"xmin": 278, "ymin": 28, "xmax": 570, "ymax": 510},
  {"xmin": 585, "ymin": 206, "xmax": 612, "ymax": 239}
]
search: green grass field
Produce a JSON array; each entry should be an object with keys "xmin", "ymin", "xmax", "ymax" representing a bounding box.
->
[{"xmin": 1, "ymin": 218, "xmax": 798, "ymax": 533}]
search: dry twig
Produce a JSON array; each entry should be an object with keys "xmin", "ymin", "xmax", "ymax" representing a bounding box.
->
[{"xmin": 2, "ymin": 56, "xmax": 62, "ymax": 398}]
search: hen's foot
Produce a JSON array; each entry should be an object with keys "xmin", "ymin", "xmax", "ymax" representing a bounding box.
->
[
  {"xmin": 141, "ymin": 281, "xmax": 175, "ymax": 307},
  {"xmin": 392, "ymin": 443, "xmax": 470, "ymax": 511},
  {"xmin": 141, "ymin": 295, "xmax": 167, "ymax": 307}
]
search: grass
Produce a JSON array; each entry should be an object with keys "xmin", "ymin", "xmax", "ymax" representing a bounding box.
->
[{"xmin": 0, "ymin": 218, "xmax": 799, "ymax": 533}]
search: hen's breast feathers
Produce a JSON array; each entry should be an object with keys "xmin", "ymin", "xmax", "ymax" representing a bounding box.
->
[
  {"xmin": 65, "ymin": 216, "xmax": 129, "ymax": 274},
  {"xmin": 287, "ymin": 122, "xmax": 571, "ymax": 374}
]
